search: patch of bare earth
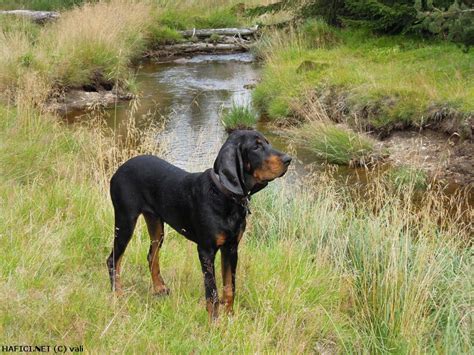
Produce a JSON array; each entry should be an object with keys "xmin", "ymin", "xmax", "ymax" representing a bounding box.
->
[{"xmin": 382, "ymin": 130, "xmax": 474, "ymax": 185}]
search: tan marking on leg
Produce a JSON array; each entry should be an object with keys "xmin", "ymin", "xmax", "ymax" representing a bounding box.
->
[
  {"xmin": 216, "ymin": 233, "xmax": 226, "ymax": 247},
  {"xmin": 113, "ymin": 256, "xmax": 123, "ymax": 296},
  {"xmin": 207, "ymin": 299, "xmax": 219, "ymax": 321},
  {"xmin": 221, "ymin": 254, "xmax": 234, "ymax": 314},
  {"xmin": 144, "ymin": 214, "xmax": 169, "ymax": 295}
]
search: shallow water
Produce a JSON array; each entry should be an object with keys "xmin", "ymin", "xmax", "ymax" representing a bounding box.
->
[{"xmin": 67, "ymin": 52, "xmax": 472, "ymax": 206}]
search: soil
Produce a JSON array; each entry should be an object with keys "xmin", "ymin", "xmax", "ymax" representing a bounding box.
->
[
  {"xmin": 381, "ymin": 129, "xmax": 474, "ymax": 185},
  {"xmin": 298, "ymin": 87, "xmax": 474, "ymax": 185}
]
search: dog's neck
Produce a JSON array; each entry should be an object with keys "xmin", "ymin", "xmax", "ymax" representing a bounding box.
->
[{"xmin": 208, "ymin": 169, "xmax": 251, "ymax": 214}]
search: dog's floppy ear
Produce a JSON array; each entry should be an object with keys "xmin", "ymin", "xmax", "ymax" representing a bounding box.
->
[{"xmin": 213, "ymin": 140, "xmax": 245, "ymax": 195}]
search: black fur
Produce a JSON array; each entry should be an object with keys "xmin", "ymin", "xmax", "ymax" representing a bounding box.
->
[{"xmin": 106, "ymin": 130, "xmax": 291, "ymax": 319}]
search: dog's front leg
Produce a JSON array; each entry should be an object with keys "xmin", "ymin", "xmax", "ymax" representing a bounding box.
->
[{"xmin": 197, "ymin": 245, "xmax": 219, "ymax": 321}]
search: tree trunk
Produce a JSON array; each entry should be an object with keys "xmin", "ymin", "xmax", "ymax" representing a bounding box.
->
[{"xmin": 178, "ymin": 26, "xmax": 258, "ymax": 38}]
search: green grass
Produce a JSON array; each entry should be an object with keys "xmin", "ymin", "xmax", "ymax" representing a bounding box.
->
[
  {"xmin": 0, "ymin": 0, "xmax": 252, "ymax": 94},
  {"xmin": 221, "ymin": 103, "xmax": 258, "ymax": 132},
  {"xmin": 296, "ymin": 122, "xmax": 376, "ymax": 166},
  {"xmin": 159, "ymin": 7, "xmax": 241, "ymax": 30},
  {"xmin": 0, "ymin": 2, "xmax": 472, "ymax": 352},
  {"xmin": 0, "ymin": 101, "xmax": 471, "ymax": 352},
  {"xmin": 253, "ymin": 25, "xmax": 474, "ymax": 132},
  {"xmin": 0, "ymin": 0, "xmax": 87, "ymax": 11},
  {"xmin": 388, "ymin": 165, "xmax": 429, "ymax": 190}
]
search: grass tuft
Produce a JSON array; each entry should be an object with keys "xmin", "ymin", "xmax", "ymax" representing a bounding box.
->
[
  {"xmin": 299, "ymin": 122, "xmax": 375, "ymax": 166},
  {"xmin": 253, "ymin": 26, "xmax": 474, "ymax": 132},
  {"xmin": 388, "ymin": 165, "xmax": 429, "ymax": 190},
  {"xmin": 221, "ymin": 103, "xmax": 258, "ymax": 132},
  {"xmin": 300, "ymin": 18, "xmax": 340, "ymax": 49}
]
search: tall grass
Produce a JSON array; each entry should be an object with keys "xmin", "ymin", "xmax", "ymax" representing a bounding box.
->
[
  {"xmin": 0, "ymin": 0, "xmax": 256, "ymax": 95},
  {"xmin": 0, "ymin": 1, "xmax": 472, "ymax": 352},
  {"xmin": 1, "ymin": 87, "xmax": 471, "ymax": 351},
  {"xmin": 36, "ymin": 0, "xmax": 156, "ymax": 89},
  {"xmin": 0, "ymin": 1, "xmax": 157, "ymax": 94},
  {"xmin": 253, "ymin": 24, "xmax": 474, "ymax": 129},
  {"xmin": 252, "ymin": 173, "xmax": 472, "ymax": 353}
]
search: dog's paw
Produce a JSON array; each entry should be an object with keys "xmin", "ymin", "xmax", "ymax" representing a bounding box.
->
[{"xmin": 153, "ymin": 285, "xmax": 170, "ymax": 296}]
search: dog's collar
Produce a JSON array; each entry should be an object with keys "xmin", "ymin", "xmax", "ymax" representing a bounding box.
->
[{"xmin": 207, "ymin": 169, "xmax": 251, "ymax": 214}]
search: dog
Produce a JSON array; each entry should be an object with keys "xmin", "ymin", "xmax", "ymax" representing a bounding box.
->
[{"xmin": 106, "ymin": 130, "xmax": 291, "ymax": 320}]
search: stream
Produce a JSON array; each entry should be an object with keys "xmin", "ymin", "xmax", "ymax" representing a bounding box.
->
[
  {"xmin": 67, "ymin": 52, "xmax": 472, "ymax": 206},
  {"xmin": 68, "ymin": 53, "xmax": 354, "ymax": 177}
]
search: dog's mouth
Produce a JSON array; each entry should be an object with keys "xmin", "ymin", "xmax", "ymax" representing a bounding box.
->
[{"xmin": 259, "ymin": 166, "xmax": 289, "ymax": 183}]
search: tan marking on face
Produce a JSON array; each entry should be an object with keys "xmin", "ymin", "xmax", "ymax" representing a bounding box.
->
[
  {"xmin": 253, "ymin": 154, "xmax": 286, "ymax": 182},
  {"xmin": 216, "ymin": 233, "xmax": 226, "ymax": 246}
]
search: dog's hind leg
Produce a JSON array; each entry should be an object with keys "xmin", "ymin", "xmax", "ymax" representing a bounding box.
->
[
  {"xmin": 144, "ymin": 212, "xmax": 170, "ymax": 296},
  {"xmin": 106, "ymin": 212, "xmax": 138, "ymax": 296}
]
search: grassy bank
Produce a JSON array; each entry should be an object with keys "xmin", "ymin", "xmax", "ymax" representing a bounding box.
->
[
  {"xmin": 0, "ymin": 98, "xmax": 472, "ymax": 351},
  {"xmin": 1, "ymin": 1, "xmax": 472, "ymax": 352},
  {"xmin": 253, "ymin": 23, "xmax": 474, "ymax": 135},
  {"xmin": 0, "ymin": 0, "xmax": 258, "ymax": 96},
  {"xmin": 0, "ymin": 0, "xmax": 86, "ymax": 11}
]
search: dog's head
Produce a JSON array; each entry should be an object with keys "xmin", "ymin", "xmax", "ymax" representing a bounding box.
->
[{"xmin": 213, "ymin": 130, "xmax": 291, "ymax": 196}]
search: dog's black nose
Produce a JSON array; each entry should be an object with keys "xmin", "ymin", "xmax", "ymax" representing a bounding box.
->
[{"xmin": 282, "ymin": 155, "xmax": 292, "ymax": 165}]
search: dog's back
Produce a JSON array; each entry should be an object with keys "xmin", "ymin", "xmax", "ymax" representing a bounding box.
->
[{"xmin": 110, "ymin": 155, "xmax": 196, "ymax": 230}]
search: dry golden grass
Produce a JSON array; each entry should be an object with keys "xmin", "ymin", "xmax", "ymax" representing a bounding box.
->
[
  {"xmin": 37, "ymin": 0, "xmax": 156, "ymax": 88},
  {"xmin": 0, "ymin": 24, "xmax": 31, "ymax": 94}
]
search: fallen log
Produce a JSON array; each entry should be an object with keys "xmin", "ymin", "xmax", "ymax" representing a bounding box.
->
[
  {"xmin": 178, "ymin": 26, "xmax": 258, "ymax": 38},
  {"xmin": 0, "ymin": 10, "xmax": 59, "ymax": 23},
  {"xmin": 147, "ymin": 42, "xmax": 249, "ymax": 58}
]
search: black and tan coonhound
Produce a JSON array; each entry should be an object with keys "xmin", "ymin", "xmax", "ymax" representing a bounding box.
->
[{"xmin": 106, "ymin": 130, "xmax": 291, "ymax": 320}]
